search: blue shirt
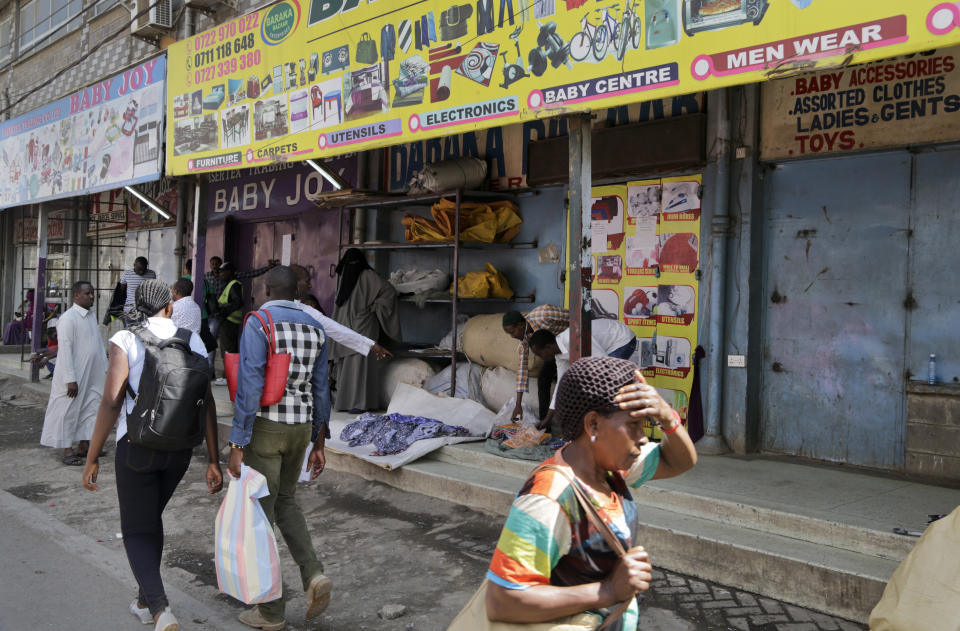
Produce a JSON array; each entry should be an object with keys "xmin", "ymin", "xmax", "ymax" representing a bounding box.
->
[{"xmin": 229, "ymin": 300, "xmax": 330, "ymax": 446}]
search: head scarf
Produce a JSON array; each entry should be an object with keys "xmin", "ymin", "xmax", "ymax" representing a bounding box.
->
[
  {"xmin": 125, "ymin": 278, "xmax": 172, "ymax": 328},
  {"xmin": 555, "ymin": 356, "xmax": 639, "ymax": 441},
  {"xmin": 335, "ymin": 248, "xmax": 371, "ymax": 307}
]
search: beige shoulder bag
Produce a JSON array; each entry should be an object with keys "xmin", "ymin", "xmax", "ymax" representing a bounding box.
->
[{"xmin": 447, "ymin": 465, "xmax": 636, "ymax": 631}]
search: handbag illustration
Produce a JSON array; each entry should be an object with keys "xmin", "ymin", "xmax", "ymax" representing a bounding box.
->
[
  {"xmin": 447, "ymin": 465, "xmax": 634, "ymax": 631},
  {"xmin": 215, "ymin": 465, "xmax": 283, "ymax": 604},
  {"xmin": 440, "ymin": 4, "xmax": 473, "ymax": 40},
  {"xmin": 224, "ymin": 310, "xmax": 291, "ymax": 407},
  {"xmin": 355, "ymin": 32, "xmax": 378, "ymax": 64}
]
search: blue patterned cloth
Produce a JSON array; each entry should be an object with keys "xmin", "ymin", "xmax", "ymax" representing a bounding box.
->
[{"xmin": 340, "ymin": 412, "xmax": 472, "ymax": 455}]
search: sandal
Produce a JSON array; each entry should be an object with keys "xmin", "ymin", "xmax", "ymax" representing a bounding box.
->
[
  {"xmin": 62, "ymin": 453, "xmax": 85, "ymax": 466},
  {"xmin": 77, "ymin": 450, "xmax": 109, "ymax": 459}
]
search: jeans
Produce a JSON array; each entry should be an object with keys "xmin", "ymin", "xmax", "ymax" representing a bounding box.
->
[
  {"xmin": 115, "ymin": 437, "xmax": 192, "ymax": 616},
  {"xmin": 243, "ymin": 418, "xmax": 323, "ymax": 622},
  {"xmin": 537, "ymin": 358, "xmax": 557, "ymax": 421},
  {"xmin": 498, "ymin": 0, "xmax": 514, "ymax": 27},
  {"xmin": 207, "ymin": 316, "xmax": 221, "ymax": 374}
]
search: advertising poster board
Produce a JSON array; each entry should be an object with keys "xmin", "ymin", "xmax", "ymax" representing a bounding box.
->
[
  {"xmin": 761, "ymin": 46, "xmax": 960, "ymax": 159},
  {"xmin": 165, "ymin": 1, "xmax": 959, "ymax": 174},
  {"xmin": 0, "ymin": 56, "xmax": 166, "ymax": 208},
  {"xmin": 581, "ymin": 176, "xmax": 702, "ymax": 438}
]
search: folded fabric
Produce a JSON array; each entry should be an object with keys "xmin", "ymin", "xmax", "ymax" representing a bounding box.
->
[
  {"xmin": 340, "ymin": 412, "xmax": 472, "ymax": 455},
  {"xmin": 450, "ymin": 262, "xmax": 514, "ymax": 299},
  {"xmin": 389, "ymin": 268, "xmax": 449, "ymax": 294},
  {"xmin": 402, "ymin": 199, "xmax": 522, "ymax": 244}
]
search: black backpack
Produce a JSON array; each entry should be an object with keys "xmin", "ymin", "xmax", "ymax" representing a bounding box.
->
[{"xmin": 126, "ymin": 327, "xmax": 210, "ymax": 451}]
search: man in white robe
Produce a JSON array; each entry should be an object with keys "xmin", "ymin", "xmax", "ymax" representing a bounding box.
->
[{"xmin": 40, "ymin": 281, "xmax": 107, "ymax": 465}]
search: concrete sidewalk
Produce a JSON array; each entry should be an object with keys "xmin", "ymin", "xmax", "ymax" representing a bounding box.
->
[
  {"xmin": 0, "ymin": 488, "xmax": 245, "ymax": 631},
  {"xmin": 4, "ymin": 349, "xmax": 958, "ymax": 623}
]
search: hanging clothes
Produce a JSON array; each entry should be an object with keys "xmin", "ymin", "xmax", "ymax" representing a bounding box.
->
[
  {"xmin": 398, "ymin": 19, "xmax": 412, "ymax": 52},
  {"xmin": 380, "ymin": 23, "xmax": 396, "ymax": 61},
  {"xmin": 477, "ymin": 0, "xmax": 495, "ymax": 35},
  {"xmin": 498, "ymin": 0, "xmax": 514, "ymax": 27}
]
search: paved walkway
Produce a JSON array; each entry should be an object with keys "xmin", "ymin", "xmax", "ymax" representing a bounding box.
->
[{"xmin": 0, "ymin": 487, "xmax": 244, "ymax": 631}]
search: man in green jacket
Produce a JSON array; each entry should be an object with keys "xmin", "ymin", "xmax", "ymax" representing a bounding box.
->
[{"xmin": 214, "ymin": 262, "xmax": 243, "ymax": 386}]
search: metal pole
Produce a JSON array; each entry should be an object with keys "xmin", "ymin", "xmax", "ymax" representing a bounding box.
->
[
  {"xmin": 175, "ymin": 179, "xmax": 189, "ymax": 276},
  {"xmin": 567, "ymin": 114, "xmax": 592, "ymax": 361},
  {"xmin": 450, "ymin": 189, "xmax": 461, "ymax": 396},
  {"xmin": 191, "ymin": 179, "xmax": 205, "ymax": 305},
  {"xmin": 699, "ymin": 89, "xmax": 732, "ymax": 455},
  {"xmin": 30, "ymin": 204, "xmax": 49, "ymax": 383}
]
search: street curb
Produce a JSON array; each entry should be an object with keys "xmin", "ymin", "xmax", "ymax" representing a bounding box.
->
[{"xmin": 0, "ymin": 488, "xmax": 245, "ymax": 631}]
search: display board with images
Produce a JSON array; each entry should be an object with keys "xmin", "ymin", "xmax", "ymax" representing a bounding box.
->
[
  {"xmin": 0, "ymin": 56, "xmax": 166, "ymax": 208},
  {"xmin": 589, "ymin": 176, "xmax": 701, "ymax": 438},
  {"xmin": 164, "ymin": 0, "xmax": 954, "ymax": 174}
]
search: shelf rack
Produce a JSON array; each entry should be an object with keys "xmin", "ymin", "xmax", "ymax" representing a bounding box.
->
[{"xmin": 333, "ymin": 188, "xmax": 536, "ymax": 397}]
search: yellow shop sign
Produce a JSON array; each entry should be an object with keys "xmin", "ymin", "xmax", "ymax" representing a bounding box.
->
[{"xmin": 166, "ymin": 0, "xmax": 960, "ymax": 175}]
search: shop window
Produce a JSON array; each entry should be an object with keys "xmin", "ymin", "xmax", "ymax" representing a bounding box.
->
[
  {"xmin": 19, "ymin": 0, "xmax": 83, "ymax": 52},
  {"xmin": 91, "ymin": 0, "xmax": 118, "ymax": 18},
  {"xmin": 0, "ymin": 19, "xmax": 12, "ymax": 64}
]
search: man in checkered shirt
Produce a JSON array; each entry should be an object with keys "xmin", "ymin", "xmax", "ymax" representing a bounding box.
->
[
  {"xmin": 227, "ymin": 266, "xmax": 333, "ymax": 630},
  {"xmin": 502, "ymin": 305, "xmax": 569, "ymax": 424}
]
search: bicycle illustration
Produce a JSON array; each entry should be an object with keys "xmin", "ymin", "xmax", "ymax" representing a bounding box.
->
[
  {"xmin": 569, "ymin": 4, "xmax": 621, "ymax": 62},
  {"xmin": 569, "ymin": 0, "xmax": 642, "ymax": 63},
  {"xmin": 615, "ymin": 0, "xmax": 642, "ymax": 60}
]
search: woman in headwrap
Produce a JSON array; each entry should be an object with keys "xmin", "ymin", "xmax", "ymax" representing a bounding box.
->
[
  {"xmin": 330, "ymin": 248, "xmax": 401, "ymax": 412},
  {"xmin": 481, "ymin": 357, "xmax": 697, "ymax": 629},
  {"xmin": 81, "ymin": 279, "xmax": 223, "ymax": 631},
  {"xmin": 3, "ymin": 289, "xmax": 34, "ymax": 345}
]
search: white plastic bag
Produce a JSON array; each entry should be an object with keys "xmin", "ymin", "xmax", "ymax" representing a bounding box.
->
[
  {"xmin": 494, "ymin": 396, "xmax": 539, "ymax": 428},
  {"xmin": 215, "ymin": 465, "xmax": 282, "ymax": 604}
]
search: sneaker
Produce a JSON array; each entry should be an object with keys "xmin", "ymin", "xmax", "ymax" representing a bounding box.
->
[
  {"xmin": 154, "ymin": 608, "xmax": 179, "ymax": 631},
  {"xmin": 305, "ymin": 574, "xmax": 333, "ymax": 620},
  {"xmin": 129, "ymin": 600, "xmax": 152, "ymax": 625},
  {"xmin": 213, "ymin": 377, "xmax": 227, "ymax": 386},
  {"xmin": 238, "ymin": 606, "xmax": 285, "ymax": 630}
]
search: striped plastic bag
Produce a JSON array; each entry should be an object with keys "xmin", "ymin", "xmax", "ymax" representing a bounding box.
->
[{"xmin": 215, "ymin": 464, "xmax": 283, "ymax": 604}]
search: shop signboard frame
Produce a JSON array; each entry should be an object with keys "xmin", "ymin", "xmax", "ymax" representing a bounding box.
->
[
  {"xmin": 0, "ymin": 56, "xmax": 166, "ymax": 209},
  {"xmin": 761, "ymin": 46, "xmax": 960, "ymax": 159},
  {"xmin": 166, "ymin": 1, "xmax": 960, "ymax": 175}
]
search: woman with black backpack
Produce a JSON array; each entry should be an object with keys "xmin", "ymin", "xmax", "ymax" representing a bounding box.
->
[{"xmin": 82, "ymin": 279, "xmax": 223, "ymax": 631}]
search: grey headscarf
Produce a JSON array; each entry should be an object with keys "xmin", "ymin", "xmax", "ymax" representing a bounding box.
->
[{"xmin": 125, "ymin": 278, "xmax": 172, "ymax": 328}]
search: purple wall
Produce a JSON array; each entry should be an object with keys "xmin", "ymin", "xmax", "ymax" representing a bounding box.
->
[{"xmin": 205, "ymin": 156, "xmax": 356, "ymax": 314}]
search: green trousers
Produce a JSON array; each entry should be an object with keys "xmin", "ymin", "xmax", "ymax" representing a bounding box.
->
[{"xmin": 243, "ymin": 418, "xmax": 323, "ymax": 622}]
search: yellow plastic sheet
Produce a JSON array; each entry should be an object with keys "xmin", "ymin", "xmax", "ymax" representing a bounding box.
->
[
  {"xmin": 451, "ymin": 263, "xmax": 514, "ymax": 299},
  {"xmin": 404, "ymin": 199, "xmax": 522, "ymax": 244}
]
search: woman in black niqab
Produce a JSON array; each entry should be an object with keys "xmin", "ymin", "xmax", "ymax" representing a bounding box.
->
[{"xmin": 335, "ymin": 248, "xmax": 371, "ymax": 307}]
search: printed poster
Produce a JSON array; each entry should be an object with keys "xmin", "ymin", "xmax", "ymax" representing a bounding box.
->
[
  {"xmin": 164, "ymin": 1, "xmax": 959, "ymax": 174},
  {"xmin": 584, "ymin": 176, "xmax": 702, "ymax": 438},
  {"xmin": 0, "ymin": 56, "xmax": 165, "ymax": 209}
]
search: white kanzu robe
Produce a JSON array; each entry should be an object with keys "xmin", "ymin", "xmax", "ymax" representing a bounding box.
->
[{"xmin": 40, "ymin": 304, "xmax": 107, "ymax": 448}]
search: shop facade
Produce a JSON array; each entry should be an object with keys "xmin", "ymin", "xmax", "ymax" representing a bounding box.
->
[
  {"xmin": 202, "ymin": 156, "xmax": 357, "ymax": 315},
  {"xmin": 712, "ymin": 47, "xmax": 960, "ymax": 478},
  {"xmin": 161, "ymin": 0, "xmax": 960, "ymax": 470}
]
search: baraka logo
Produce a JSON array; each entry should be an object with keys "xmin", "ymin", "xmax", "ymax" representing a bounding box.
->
[
  {"xmin": 308, "ymin": 0, "xmax": 363, "ymax": 25},
  {"xmin": 261, "ymin": 1, "xmax": 300, "ymax": 46}
]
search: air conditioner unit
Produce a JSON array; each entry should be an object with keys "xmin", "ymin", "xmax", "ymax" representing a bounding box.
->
[{"xmin": 131, "ymin": 0, "xmax": 173, "ymax": 36}]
